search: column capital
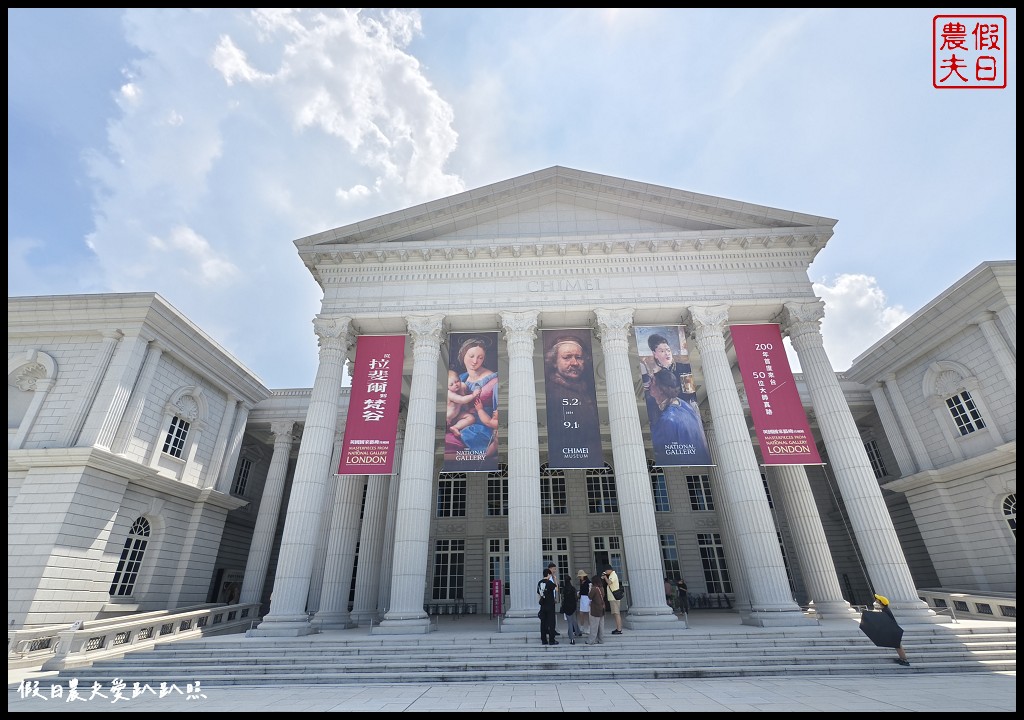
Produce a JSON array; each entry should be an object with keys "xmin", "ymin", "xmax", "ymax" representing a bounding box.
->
[
  {"xmin": 687, "ymin": 304, "xmax": 730, "ymax": 332},
  {"xmin": 782, "ymin": 300, "xmax": 825, "ymax": 330},
  {"xmin": 499, "ymin": 309, "xmax": 539, "ymax": 337},
  {"xmin": 313, "ymin": 315, "xmax": 355, "ymax": 350},
  {"xmin": 270, "ymin": 420, "xmax": 296, "ymax": 442},
  {"xmin": 405, "ymin": 314, "xmax": 445, "ymax": 345},
  {"xmin": 593, "ymin": 307, "xmax": 634, "ymax": 344}
]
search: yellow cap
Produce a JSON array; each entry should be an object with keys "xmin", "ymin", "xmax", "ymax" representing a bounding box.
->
[{"xmin": 873, "ymin": 593, "xmax": 889, "ymax": 606}]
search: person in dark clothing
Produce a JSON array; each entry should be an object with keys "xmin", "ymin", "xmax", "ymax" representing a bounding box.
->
[
  {"xmin": 537, "ymin": 563, "xmax": 559, "ymax": 646},
  {"xmin": 560, "ymin": 576, "xmax": 581, "ymax": 644},
  {"xmin": 874, "ymin": 594, "xmax": 910, "ymax": 666},
  {"xmin": 576, "ymin": 570, "xmax": 592, "ymax": 635}
]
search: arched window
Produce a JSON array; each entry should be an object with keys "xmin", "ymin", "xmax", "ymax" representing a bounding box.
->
[
  {"xmin": 539, "ymin": 464, "xmax": 566, "ymax": 515},
  {"xmin": 109, "ymin": 517, "xmax": 151, "ymax": 597},
  {"xmin": 1003, "ymin": 494, "xmax": 1016, "ymax": 538}
]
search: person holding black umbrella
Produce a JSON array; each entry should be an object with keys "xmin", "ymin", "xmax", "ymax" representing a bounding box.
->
[{"xmin": 867, "ymin": 593, "xmax": 910, "ymax": 666}]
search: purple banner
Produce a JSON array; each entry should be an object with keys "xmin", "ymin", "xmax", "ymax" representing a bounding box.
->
[
  {"xmin": 338, "ymin": 335, "xmax": 405, "ymax": 475},
  {"xmin": 543, "ymin": 329, "xmax": 604, "ymax": 469},
  {"xmin": 634, "ymin": 325, "xmax": 712, "ymax": 467},
  {"xmin": 443, "ymin": 332, "xmax": 500, "ymax": 472}
]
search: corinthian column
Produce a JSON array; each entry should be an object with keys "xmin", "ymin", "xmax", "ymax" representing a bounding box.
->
[
  {"xmin": 375, "ymin": 314, "xmax": 445, "ymax": 634},
  {"xmin": 498, "ymin": 310, "xmax": 543, "ymax": 630},
  {"xmin": 594, "ymin": 307, "xmax": 679, "ymax": 628},
  {"xmin": 311, "ymin": 473, "xmax": 365, "ymax": 630},
  {"xmin": 688, "ymin": 304, "xmax": 811, "ymax": 626},
  {"xmin": 783, "ymin": 301, "xmax": 935, "ymax": 622},
  {"xmin": 350, "ymin": 473, "xmax": 390, "ymax": 625},
  {"xmin": 250, "ymin": 315, "xmax": 353, "ymax": 636},
  {"xmin": 769, "ymin": 464, "xmax": 854, "ymax": 618},
  {"xmin": 240, "ymin": 421, "xmax": 295, "ymax": 605}
]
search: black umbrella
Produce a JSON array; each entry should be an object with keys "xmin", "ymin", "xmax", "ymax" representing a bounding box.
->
[{"xmin": 859, "ymin": 609, "xmax": 904, "ymax": 649}]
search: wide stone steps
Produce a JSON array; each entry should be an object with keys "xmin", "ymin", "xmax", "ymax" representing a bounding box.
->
[{"xmin": 45, "ymin": 622, "xmax": 1015, "ymax": 687}]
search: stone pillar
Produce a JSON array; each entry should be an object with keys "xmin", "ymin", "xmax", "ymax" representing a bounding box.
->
[
  {"xmin": 995, "ymin": 306, "xmax": 1015, "ymax": 351},
  {"xmin": 783, "ymin": 301, "xmax": 935, "ymax": 622},
  {"xmin": 375, "ymin": 314, "xmax": 444, "ymax": 634},
  {"xmin": 59, "ymin": 330, "xmax": 122, "ymax": 447},
  {"xmin": 78, "ymin": 332, "xmax": 150, "ymax": 450},
  {"xmin": 880, "ymin": 373, "xmax": 933, "ymax": 472},
  {"xmin": 868, "ymin": 383, "xmax": 915, "ymax": 477},
  {"xmin": 976, "ymin": 311, "xmax": 1016, "ymax": 393},
  {"xmin": 306, "ymin": 431, "xmax": 344, "ymax": 614},
  {"xmin": 498, "ymin": 310, "xmax": 543, "ymax": 630},
  {"xmin": 216, "ymin": 402, "xmax": 252, "ymax": 492},
  {"xmin": 249, "ymin": 315, "xmax": 352, "ymax": 636},
  {"xmin": 112, "ymin": 341, "xmax": 164, "ymax": 454},
  {"xmin": 311, "ymin": 474, "xmax": 366, "ymax": 630},
  {"xmin": 350, "ymin": 473, "xmax": 390, "ymax": 624},
  {"xmin": 203, "ymin": 392, "xmax": 240, "ymax": 489},
  {"xmin": 770, "ymin": 464, "xmax": 855, "ymax": 618},
  {"xmin": 594, "ymin": 307, "xmax": 679, "ymax": 628},
  {"xmin": 239, "ymin": 421, "xmax": 295, "ymax": 605},
  {"xmin": 701, "ymin": 413, "xmax": 750, "ymax": 613},
  {"xmin": 688, "ymin": 304, "xmax": 811, "ymax": 626},
  {"xmin": 377, "ymin": 427, "xmax": 405, "ymax": 614}
]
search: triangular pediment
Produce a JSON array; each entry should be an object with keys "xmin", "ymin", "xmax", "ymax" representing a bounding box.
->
[{"xmin": 294, "ymin": 166, "xmax": 837, "ymax": 249}]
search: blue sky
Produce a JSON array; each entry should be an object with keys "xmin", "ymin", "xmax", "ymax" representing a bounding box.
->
[{"xmin": 8, "ymin": 9, "xmax": 1016, "ymax": 388}]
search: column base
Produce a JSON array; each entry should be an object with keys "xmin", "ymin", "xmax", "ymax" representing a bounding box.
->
[
  {"xmin": 805, "ymin": 601, "xmax": 859, "ymax": 619},
  {"xmin": 741, "ymin": 609, "xmax": 820, "ymax": 627},
  {"xmin": 889, "ymin": 601, "xmax": 945, "ymax": 625},
  {"xmin": 372, "ymin": 614, "xmax": 432, "ymax": 634},
  {"xmin": 623, "ymin": 605, "xmax": 686, "ymax": 630},
  {"xmin": 310, "ymin": 611, "xmax": 356, "ymax": 631},
  {"xmin": 498, "ymin": 612, "xmax": 540, "ymax": 632},
  {"xmin": 348, "ymin": 610, "xmax": 378, "ymax": 626},
  {"xmin": 246, "ymin": 613, "xmax": 319, "ymax": 637}
]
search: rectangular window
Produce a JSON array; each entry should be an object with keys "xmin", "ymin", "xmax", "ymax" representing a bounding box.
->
[
  {"xmin": 592, "ymin": 535, "xmax": 625, "ymax": 581},
  {"xmin": 864, "ymin": 439, "xmax": 887, "ymax": 479},
  {"xmin": 162, "ymin": 416, "xmax": 190, "ymax": 458},
  {"xmin": 650, "ymin": 465, "xmax": 670, "ymax": 512},
  {"xmin": 686, "ymin": 474, "xmax": 714, "ymax": 511},
  {"xmin": 946, "ymin": 390, "xmax": 986, "ymax": 436},
  {"xmin": 696, "ymin": 532, "xmax": 733, "ymax": 594},
  {"xmin": 540, "ymin": 469, "xmax": 567, "ymax": 515},
  {"xmin": 762, "ymin": 473, "xmax": 774, "ymax": 509},
  {"xmin": 487, "ymin": 472, "xmax": 508, "ymax": 517},
  {"xmin": 431, "ymin": 539, "xmax": 465, "ymax": 601},
  {"xmin": 231, "ymin": 457, "xmax": 252, "ymax": 496},
  {"xmin": 660, "ymin": 533, "xmax": 681, "ymax": 579},
  {"xmin": 541, "ymin": 537, "xmax": 570, "ymax": 580},
  {"xmin": 436, "ymin": 474, "xmax": 467, "ymax": 517},
  {"xmin": 586, "ymin": 468, "xmax": 619, "ymax": 514}
]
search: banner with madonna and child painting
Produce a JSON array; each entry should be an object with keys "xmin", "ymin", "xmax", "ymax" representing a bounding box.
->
[
  {"xmin": 730, "ymin": 323, "xmax": 822, "ymax": 465},
  {"xmin": 443, "ymin": 332, "xmax": 501, "ymax": 472},
  {"xmin": 633, "ymin": 325, "xmax": 713, "ymax": 467},
  {"xmin": 337, "ymin": 334, "xmax": 406, "ymax": 475}
]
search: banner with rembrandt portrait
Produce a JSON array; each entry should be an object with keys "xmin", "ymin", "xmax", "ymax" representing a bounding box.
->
[
  {"xmin": 337, "ymin": 335, "xmax": 405, "ymax": 475},
  {"xmin": 542, "ymin": 329, "xmax": 604, "ymax": 469},
  {"xmin": 443, "ymin": 332, "xmax": 500, "ymax": 472},
  {"xmin": 730, "ymin": 323, "xmax": 822, "ymax": 465},
  {"xmin": 634, "ymin": 325, "xmax": 713, "ymax": 467}
]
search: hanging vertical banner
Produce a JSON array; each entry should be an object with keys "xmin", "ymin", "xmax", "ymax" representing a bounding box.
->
[
  {"xmin": 634, "ymin": 325, "xmax": 713, "ymax": 467},
  {"xmin": 730, "ymin": 323, "xmax": 822, "ymax": 465},
  {"xmin": 337, "ymin": 335, "xmax": 406, "ymax": 475},
  {"xmin": 542, "ymin": 329, "xmax": 604, "ymax": 469},
  {"xmin": 443, "ymin": 332, "xmax": 500, "ymax": 472}
]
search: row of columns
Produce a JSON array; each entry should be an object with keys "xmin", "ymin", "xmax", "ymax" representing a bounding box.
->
[{"xmin": 249, "ymin": 301, "xmax": 934, "ymax": 637}]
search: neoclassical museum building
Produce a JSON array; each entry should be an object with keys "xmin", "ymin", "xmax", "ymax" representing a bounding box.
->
[{"xmin": 8, "ymin": 167, "xmax": 1016, "ymax": 636}]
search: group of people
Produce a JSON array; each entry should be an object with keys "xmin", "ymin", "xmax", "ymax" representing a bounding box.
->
[
  {"xmin": 664, "ymin": 576, "xmax": 689, "ymax": 613},
  {"xmin": 537, "ymin": 564, "xmax": 624, "ymax": 646}
]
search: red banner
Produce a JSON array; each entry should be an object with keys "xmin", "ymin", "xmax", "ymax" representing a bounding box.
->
[
  {"xmin": 730, "ymin": 323, "xmax": 822, "ymax": 465},
  {"xmin": 337, "ymin": 335, "xmax": 405, "ymax": 475}
]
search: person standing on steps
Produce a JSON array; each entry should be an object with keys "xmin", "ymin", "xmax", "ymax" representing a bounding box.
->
[
  {"xmin": 537, "ymin": 563, "xmax": 559, "ymax": 646},
  {"xmin": 603, "ymin": 566, "xmax": 624, "ymax": 634},
  {"xmin": 585, "ymin": 574, "xmax": 607, "ymax": 645},
  {"xmin": 874, "ymin": 593, "xmax": 911, "ymax": 666},
  {"xmin": 576, "ymin": 569, "xmax": 592, "ymax": 635},
  {"xmin": 559, "ymin": 575, "xmax": 581, "ymax": 644}
]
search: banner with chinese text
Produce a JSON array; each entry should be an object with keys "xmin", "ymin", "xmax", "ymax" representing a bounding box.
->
[
  {"xmin": 337, "ymin": 335, "xmax": 406, "ymax": 474},
  {"xmin": 542, "ymin": 329, "xmax": 604, "ymax": 469},
  {"xmin": 443, "ymin": 332, "xmax": 501, "ymax": 472},
  {"xmin": 730, "ymin": 323, "xmax": 822, "ymax": 465}
]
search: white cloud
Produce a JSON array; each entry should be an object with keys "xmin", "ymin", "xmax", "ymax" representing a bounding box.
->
[{"xmin": 813, "ymin": 274, "xmax": 910, "ymax": 372}]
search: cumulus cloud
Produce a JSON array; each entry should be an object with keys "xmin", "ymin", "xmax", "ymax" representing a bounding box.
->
[{"xmin": 813, "ymin": 273, "xmax": 910, "ymax": 371}]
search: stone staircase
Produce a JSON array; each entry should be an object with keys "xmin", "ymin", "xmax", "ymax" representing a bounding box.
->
[{"xmin": 42, "ymin": 616, "xmax": 1015, "ymax": 687}]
